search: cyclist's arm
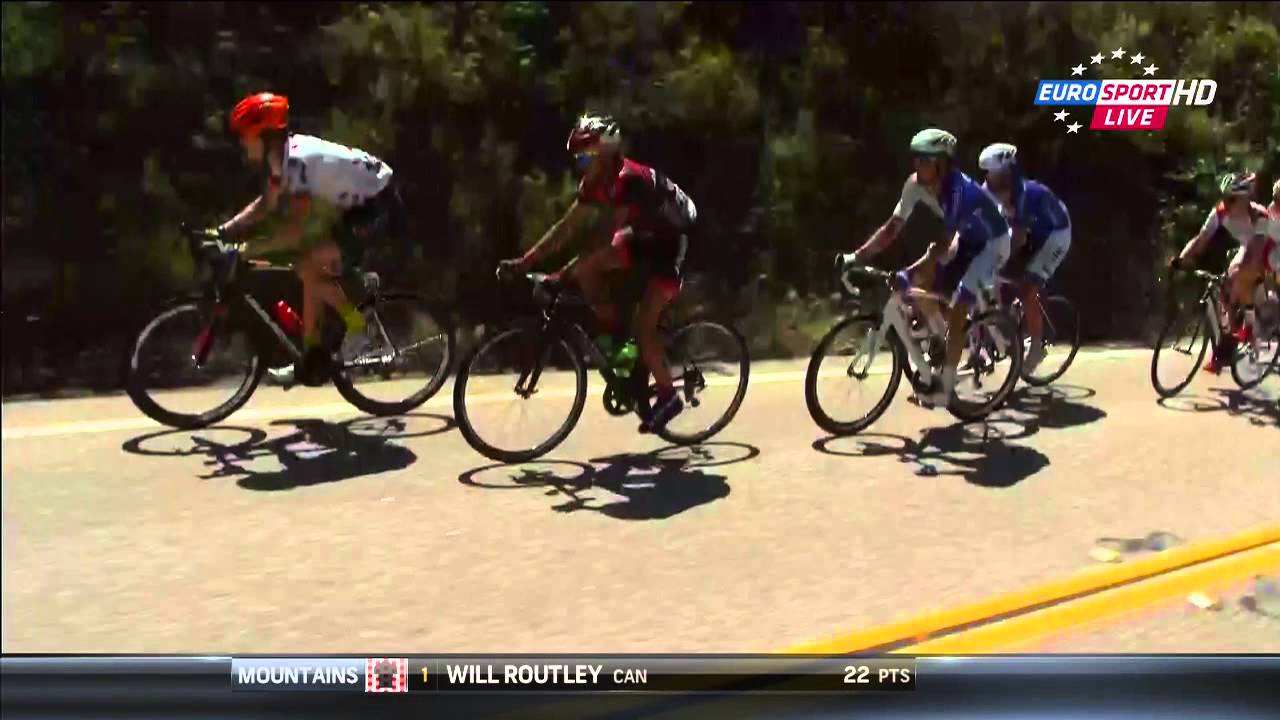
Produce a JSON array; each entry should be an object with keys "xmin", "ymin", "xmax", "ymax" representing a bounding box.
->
[
  {"xmin": 924, "ymin": 230, "xmax": 959, "ymax": 265},
  {"xmin": 854, "ymin": 216, "xmax": 906, "ymax": 260},
  {"xmin": 218, "ymin": 175, "xmax": 286, "ymax": 237},
  {"xmin": 241, "ymin": 195, "xmax": 310, "ymax": 258},
  {"xmin": 1176, "ymin": 212, "xmax": 1218, "ymax": 264},
  {"xmin": 520, "ymin": 199, "xmax": 591, "ymax": 269}
]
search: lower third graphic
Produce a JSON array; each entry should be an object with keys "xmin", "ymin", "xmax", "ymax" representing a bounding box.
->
[{"xmin": 365, "ymin": 658, "xmax": 409, "ymax": 693}]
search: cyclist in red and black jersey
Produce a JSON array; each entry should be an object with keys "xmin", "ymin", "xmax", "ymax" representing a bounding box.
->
[{"xmin": 499, "ymin": 114, "xmax": 698, "ymax": 432}]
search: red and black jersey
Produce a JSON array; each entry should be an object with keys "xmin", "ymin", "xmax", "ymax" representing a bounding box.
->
[{"xmin": 577, "ymin": 158, "xmax": 697, "ymax": 234}]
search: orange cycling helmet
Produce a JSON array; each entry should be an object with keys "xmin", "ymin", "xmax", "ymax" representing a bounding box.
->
[{"xmin": 230, "ymin": 92, "xmax": 289, "ymax": 137}]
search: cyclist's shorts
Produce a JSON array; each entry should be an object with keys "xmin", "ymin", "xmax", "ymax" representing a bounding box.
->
[
  {"xmin": 336, "ymin": 184, "xmax": 407, "ymax": 268},
  {"xmin": 1010, "ymin": 226, "xmax": 1071, "ymax": 286},
  {"xmin": 937, "ymin": 233, "xmax": 1011, "ymax": 306},
  {"xmin": 611, "ymin": 227, "xmax": 689, "ymax": 302}
]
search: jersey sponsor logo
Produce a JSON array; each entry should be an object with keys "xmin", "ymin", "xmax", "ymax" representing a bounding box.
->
[{"xmin": 1033, "ymin": 49, "xmax": 1216, "ymax": 133}]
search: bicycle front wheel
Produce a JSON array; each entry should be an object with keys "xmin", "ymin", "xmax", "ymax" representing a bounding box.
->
[
  {"xmin": 1021, "ymin": 295, "xmax": 1081, "ymax": 387},
  {"xmin": 645, "ymin": 319, "xmax": 751, "ymax": 445},
  {"xmin": 332, "ymin": 293, "xmax": 456, "ymax": 416},
  {"xmin": 452, "ymin": 324, "xmax": 587, "ymax": 463},
  {"xmin": 804, "ymin": 313, "xmax": 903, "ymax": 436},
  {"xmin": 1150, "ymin": 302, "xmax": 1209, "ymax": 399},
  {"xmin": 126, "ymin": 299, "xmax": 264, "ymax": 429}
]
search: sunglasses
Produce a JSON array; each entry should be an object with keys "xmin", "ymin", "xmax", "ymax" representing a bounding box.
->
[{"xmin": 574, "ymin": 150, "xmax": 598, "ymax": 170}]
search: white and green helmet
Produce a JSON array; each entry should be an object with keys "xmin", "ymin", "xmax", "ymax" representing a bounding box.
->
[
  {"xmin": 910, "ymin": 128, "xmax": 958, "ymax": 158},
  {"xmin": 1218, "ymin": 171, "xmax": 1256, "ymax": 197}
]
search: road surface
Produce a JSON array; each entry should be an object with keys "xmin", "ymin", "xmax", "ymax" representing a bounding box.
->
[{"xmin": 2, "ymin": 347, "xmax": 1277, "ymax": 653}]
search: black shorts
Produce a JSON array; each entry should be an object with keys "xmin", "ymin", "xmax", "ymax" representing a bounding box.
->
[
  {"xmin": 611, "ymin": 227, "xmax": 690, "ymax": 300},
  {"xmin": 337, "ymin": 185, "xmax": 407, "ymax": 267}
]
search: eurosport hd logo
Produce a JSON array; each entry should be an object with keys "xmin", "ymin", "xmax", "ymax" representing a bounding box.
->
[{"xmin": 1034, "ymin": 47, "xmax": 1216, "ymax": 133}]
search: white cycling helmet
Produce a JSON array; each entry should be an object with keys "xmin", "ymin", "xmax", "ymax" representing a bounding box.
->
[{"xmin": 979, "ymin": 143, "xmax": 1018, "ymax": 173}]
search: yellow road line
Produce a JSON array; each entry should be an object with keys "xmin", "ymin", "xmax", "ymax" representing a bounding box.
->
[
  {"xmin": 782, "ymin": 524, "xmax": 1280, "ymax": 654},
  {"xmin": 896, "ymin": 541, "xmax": 1280, "ymax": 654},
  {"xmin": 486, "ymin": 525, "xmax": 1277, "ymax": 720}
]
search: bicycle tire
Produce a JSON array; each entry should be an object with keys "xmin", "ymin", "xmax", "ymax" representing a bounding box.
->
[
  {"xmin": 948, "ymin": 309, "xmax": 1024, "ymax": 422},
  {"xmin": 1021, "ymin": 295, "xmax": 1082, "ymax": 387},
  {"xmin": 1150, "ymin": 303, "xmax": 1209, "ymax": 399},
  {"xmin": 804, "ymin": 313, "xmax": 904, "ymax": 436},
  {"xmin": 1229, "ymin": 327, "xmax": 1280, "ymax": 391},
  {"xmin": 647, "ymin": 318, "xmax": 752, "ymax": 446},
  {"xmin": 452, "ymin": 324, "xmax": 587, "ymax": 463},
  {"xmin": 331, "ymin": 293, "xmax": 457, "ymax": 416},
  {"xmin": 126, "ymin": 297, "xmax": 265, "ymax": 429}
]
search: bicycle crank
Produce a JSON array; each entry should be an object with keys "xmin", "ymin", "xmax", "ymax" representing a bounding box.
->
[{"xmin": 602, "ymin": 384, "xmax": 635, "ymax": 416}]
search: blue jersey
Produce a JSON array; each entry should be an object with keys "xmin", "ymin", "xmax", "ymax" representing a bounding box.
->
[
  {"xmin": 894, "ymin": 168, "xmax": 1010, "ymax": 252},
  {"xmin": 1000, "ymin": 177, "xmax": 1071, "ymax": 250}
]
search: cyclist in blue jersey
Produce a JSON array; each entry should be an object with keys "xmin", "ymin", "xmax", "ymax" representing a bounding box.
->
[
  {"xmin": 841, "ymin": 128, "xmax": 1012, "ymax": 408},
  {"xmin": 978, "ymin": 143, "xmax": 1072, "ymax": 374}
]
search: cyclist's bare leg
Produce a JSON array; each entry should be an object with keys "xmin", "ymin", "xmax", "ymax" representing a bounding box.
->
[
  {"xmin": 565, "ymin": 243, "xmax": 625, "ymax": 335},
  {"xmin": 635, "ymin": 281, "xmax": 676, "ymax": 390},
  {"xmin": 905, "ymin": 252, "xmax": 946, "ymax": 337},
  {"xmin": 1022, "ymin": 280, "xmax": 1044, "ymax": 344}
]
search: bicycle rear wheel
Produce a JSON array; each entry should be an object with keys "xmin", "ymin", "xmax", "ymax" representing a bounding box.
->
[
  {"xmin": 331, "ymin": 293, "xmax": 456, "ymax": 416},
  {"xmin": 949, "ymin": 309, "xmax": 1024, "ymax": 422},
  {"xmin": 1230, "ymin": 320, "xmax": 1280, "ymax": 391},
  {"xmin": 643, "ymin": 318, "xmax": 751, "ymax": 445},
  {"xmin": 452, "ymin": 323, "xmax": 587, "ymax": 463},
  {"xmin": 1151, "ymin": 303, "xmax": 1209, "ymax": 399},
  {"xmin": 804, "ymin": 314, "xmax": 903, "ymax": 436},
  {"xmin": 1021, "ymin": 295, "xmax": 1081, "ymax": 387},
  {"xmin": 126, "ymin": 298, "xmax": 264, "ymax": 429}
]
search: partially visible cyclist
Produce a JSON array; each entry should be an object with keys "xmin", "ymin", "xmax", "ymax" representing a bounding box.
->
[
  {"xmin": 497, "ymin": 114, "xmax": 698, "ymax": 433},
  {"xmin": 978, "ymin": 142, "xmax": 1072, "ymax": 374},
  {"xmin": 203, "ymin": 92, "xmax": 406, "ymax": 386},
  {"xmin": 1169, "ymin": 172, "xmax": 1275, "ymax": 373},
  {"xmin": 840, "ymin": 128, "xmax": 1012, "ymax": 408}
]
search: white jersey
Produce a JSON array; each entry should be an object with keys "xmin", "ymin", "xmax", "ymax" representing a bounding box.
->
[
  {"xmin": 281, "ymin": 134, "xmax": 393, "ymax": 209},
  {"xmin": 1200, "ymin": 201, "xmax": 1273, "ymax": 246}
]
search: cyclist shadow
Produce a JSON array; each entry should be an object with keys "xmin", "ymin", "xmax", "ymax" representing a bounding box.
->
[
  {"xmin": 120, "ymin": 413, "xmax": 453, "ymax": 490},
  {"xmin": 1156, "ymin": 385, "xmax": 1279, "ymax": 428},
  {"xmin": 813, "ymin": 420, "xmax": 1049, "ymax": 489},
  {"xmin": 457, "ymin": 442, "xmax": 757, "ymax": 520}
]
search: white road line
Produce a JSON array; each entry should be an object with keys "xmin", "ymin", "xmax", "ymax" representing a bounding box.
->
[{"xmin": 1, "ymin": 348, "xmax": 1150, "ymax": 440}]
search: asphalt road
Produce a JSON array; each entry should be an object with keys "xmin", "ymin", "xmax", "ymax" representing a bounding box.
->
[{"xmin": 2, "ymin": 347, "xmax": 1277, "ymax": 653}]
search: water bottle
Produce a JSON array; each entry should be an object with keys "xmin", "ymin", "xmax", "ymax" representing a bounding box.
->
[
  {"xmin": 275, "ymin": 300, "xmax": 303, "ymax": 336},
  {"xmin": 612, "ymin": 340, "xmax": 640, "ymax": 378}
]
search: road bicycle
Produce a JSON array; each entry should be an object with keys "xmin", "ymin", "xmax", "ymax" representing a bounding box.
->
[
  {"xmin": 982, "ymin": 275, "xmax": 1082, "ymax": 387},
  {"xmin": 452, "ymin": 271, "xmax": 750, "ymax": 463},
  {"xmin": 1151, "ymin": 267, "xmax": 1280, "ymax": 397},
  {"xmin": 126, "ymin": 225, "xmax": 456, "ymax": 429},
  {"xmin": 804, "ymin": 257, "xmax": 1024, "ymax": 436}
]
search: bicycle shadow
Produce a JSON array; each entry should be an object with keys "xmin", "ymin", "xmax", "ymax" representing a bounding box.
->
[
  {"xmin": 120, "ymin": 413, "xmax": 454, "ymax": 490},
  {"xmin": 998, "ymin": 384, "xmax": 1109, "ymax": 431},
  {"xmin": 1156, "ymin": 385, "xmax": 1279, "ymax": 428},
  {"xmin": 813, "ymin": 419, "xmax": 1049, "ymax": 489},
  {"xmin": 457, "ymin": 442, "xmax": 757, "ymax": 520}
]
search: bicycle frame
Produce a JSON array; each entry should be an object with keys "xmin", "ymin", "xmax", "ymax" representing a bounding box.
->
[
  {"xmin": 839, "ymin": 267, "xmax": 1004, "ymax": 388},
  {"xmin": 189, "ymin": 245, "xmax": 403, "ymax": 374}
]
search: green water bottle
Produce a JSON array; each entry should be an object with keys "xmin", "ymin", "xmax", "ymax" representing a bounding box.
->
[{"xmin": 612, "ymin": 340, "xmax": 639, "ymax": 377}]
